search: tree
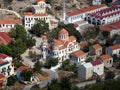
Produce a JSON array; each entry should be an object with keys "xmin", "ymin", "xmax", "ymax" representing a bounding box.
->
[
  {"xmin": 45, "ymin": 0, "xmax": 52, "ymax": 4},
  {"xmin": 0, "ymin": 44, "xmax": 12, "ymax": 55},
  {"xmin": 105, "ymin": 71, "xmax": 115, "ymax": 80},
  {"xmin": 62, "ymin": 59, "xmax": 70, "ymax": 71},
  {"xmin": 60, "ymin": 77, "xmax": 71, "ymax": 90},
  {"xmin": 47, "ymin": 79, "xmax": 61, "ymax": 90},
  {"xmin": 33, "ymin": 60, "xmax": 43, "ymax": 73},
  {"xmin": 44, "ymin": 58, "xmax": 58, "ymax": 68},
  {"xmin": 55, "ymin": 6, "xmax": 62, "ymax": 11},
  {"xmin": 12, "ymin": 58, "xmax": 23, "ymax": 68},
  {"xmin": 21, "ymin": 70, "xmax": 32, "ymax": 81},
  {"xmin": 30, "ymin": 20, "xmax": 49, "ymax": 37}
]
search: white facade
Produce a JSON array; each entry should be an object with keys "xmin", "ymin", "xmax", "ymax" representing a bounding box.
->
[
  {"xmin": 92, "ymin": 0, "xmax": 102, "ymax": 5},
  {"xmin": 70, "ymin": 50, "xmax": 86, "ymax": 66},
  {"xmin": 78, "ymin": 63, "xmax": 93, "ymax": 80},
  {"xmin": 91, "ymin": 60, "xmax": 104, "ymax": 75},
  {"xmin": 24, "ymin": 13, "xmax": 49, "ymax": 28},
  {"xmin": 65, "ymin": 4, "xmax": 107, "ymax": 24},
  {"xmin": 0, "ymin": 60, "xmax": 14, "ymax": 77},
  {"xmin": 106, "ymin": 45, "xmax": 120, "ymax": 56},
  {"xmin": 87, "ymin": 5, "xmax": 120, "ymax": 25},
  {"xmin": 0, "ymin": 20, "xmax": 22, "ymax": 29}
]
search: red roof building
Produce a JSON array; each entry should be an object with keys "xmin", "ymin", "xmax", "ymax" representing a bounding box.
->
[
  {"xmin": 91, "ymin": 60, "xmax": 102, "ymax": 66},
  {"xmin": 0, "ymin": 32, "xmax": 12, "ymax": 45}
]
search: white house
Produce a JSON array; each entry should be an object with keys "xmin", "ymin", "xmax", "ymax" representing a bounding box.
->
[
  {"xmin": 0, "ymin": 54, "xmax": 12, "ymax": 62},
  {"xmin": 0, "ymin": 59, "xmax": 14, "ymax": 77},
  {"xmin": 0, "ymin": 20, "xmax": 22, "ymax": 29},
  {"xmin": 65, "ymin": 4, "xmax": 107, "ymax": 23},
  {"xmin": 78, "ymin": 62, "xmax": 93, "ymax": 80},
  {"xmin": 24, "ymin": 0, "xmax": 50, "ymax": 28},
  {"xmin": 87, "ymin": 5, "xmax": 120, "ymax": 25},
  {"xmin": 106, "ymin": 44, "xmax": 120, "ymax": 56},
  {"xmin": 99, "ymin": 54, "xmax": 113, "ymax": 68},
  {"xmin": 91, "ymin": 60, "xmax": 104, "ymax": 76},
  {"xmin": 70, "ymin": 50, "xmax": 86, "ymax": 66},
  {"xmin": 24, "ymin": 12, "xmax": 49, "ymax": 28}
]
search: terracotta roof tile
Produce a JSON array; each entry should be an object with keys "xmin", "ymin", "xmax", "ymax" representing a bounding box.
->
[
  {"xmin": 91, "ymin": 60, "xmax": 102, "ymax": 66},
  {"xmin": 0, "ymin": 32, "xmax": 12, "ymax": 44},
  {"xmin": 67, "ymin": 4, "xmax": 106, "ymax": 17},
  {"xmin": 109, "ymin": 44, "xmax": 120, "ymax": 50},
  {"xmin": 0, "ymin": 60, "xmax": 5, "ymax": 64},
  {"xmin": 24, "ymin": 12, "xmax": 48, "ymax": 16},
  {"xmin": 0, "ymin": 53, "xmax": 8, "ymax": 59},
  {"xmin": 0, "ymin": 74, "xmax": 5, "ymax": 78},
  {"xmin": 100, "ymin": 54, "xmax": 112, "ymax": 60},
  {"xmin": 68, "ymin": 36, "xmax": 76, "ymax": 41},
  {"xmin": 18, "ymin": 66, "xmax": 29, "ymax": 72},
  {"xmin": 100, "ymin": 20, "xmax": 120, "ymax": 32},
  {"xmin": 0, "ymin": 20, "xmax": 22, "ymax": 24},
  {"xmin": 80, "ymin": 41, "xmax": 88, "ymax": 48},
  {"xmin": 73, "ymin": 50, "xmax": 85, "ymax": 57},
  {"xmin": 93, "ymin": 44, "xmax": 101, "ymax": 50}
]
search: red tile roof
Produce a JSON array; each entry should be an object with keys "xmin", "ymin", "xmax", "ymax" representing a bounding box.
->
[
  {"xmin": 79, "ymin": 41, "xmax": 88, "ymax": 48},
  {"xmin": 100, "ymin": 20, "xmax": 120, "ymax": 32},
  {"xmin": 89, "ymin": 5, "xmax": 120, "ymax": 20},
  {"xmin": 0, "ymin": 74, "xmax": 5, "ymax": 78},
  {"xmin": 18, "ymin": 66, "xmax": 29, "ymax": 72},
  {"xmin": 0, "ymin": 60, "xmax": 5, "ymax": 64},
  {"xmin": 69, "ymin": 36, "xmax": 76, "ymax": 41},
  {"xmin": 73, "ymin": 50, "xmax": 85, "ymax": 57},
  {"xmin": 0, "ymin": 54, "xmax": 8, "ymax": 59},
  {"xmin": 0, "ymin": 32, "xmax": 12, "ymax": 45},
  {"xmin": 67, "ymin": 4, "xmax": 106, "ymax": 17},
  {"xmin": 91, "ymin": 60, "xmax": 102, "ymax": 66},
  {"xmin": 93, "ymin": 44, "xmax": 102, "ymax": 50},
  {"xmin": 100, "ymin": 54, "xmax": 112, "ymax": 60},
  {"xmin": 109, "ymin": 44, "xmax": 120, "ymax": 50},
  {"xmin": 24, "ymin": 12, "xmax": 48, "ymax": 16},
  {"xmin": 0, "ymin": 80, "xmax": 4, "ymax": 86},
  {"xmin": 0, "ymin": 20, "xmax": 22, "ymax": 24}
]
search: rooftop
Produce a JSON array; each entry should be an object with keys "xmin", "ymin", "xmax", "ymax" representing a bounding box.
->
[
  {"xmin": 100, "ymin": 54, "xmax": 112, "ymax": 60},
  {"xmin": 91, "ymin": 60, "xmax": 102, "ymax": 66},
  {"xmin": 67, "ymin": 4, "xmax": 106, "ymax": 17},
  {"xmin": 100, "ymin": 20, "xmax": 120, "ymax": 32},
  {"xmin": 24, "ymin": 12, "xmax": 48, "ymax": 17},
  {"xmin": 109, "ymin": 44, "xmax": 120, "ymax": 50},
  {"xmin": 59, "ymin": 28, "xmax": 68, "ymax": 35},
  {"xmin": 0, "ymin": 20, "xmax": 22, "ymax": 24},
  {"xmin": 72, "ymin": 50, "xmax": 85, "ymax": 57},
  {"xmin": 0, "ymin": 53, "xmax": 9, "ymax": 59},
  {"xmin": 92, "ymin": 44, "xmax": 102, "ymax": 50},
  {"xmin": 0, "ymin": 32, "xmax": 12, "ymax": 45}
]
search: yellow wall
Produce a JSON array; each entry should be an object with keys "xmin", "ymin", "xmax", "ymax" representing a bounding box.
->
[{"xmin": 37, "ymin": 0, "xmax": 46, "ymax": 14}]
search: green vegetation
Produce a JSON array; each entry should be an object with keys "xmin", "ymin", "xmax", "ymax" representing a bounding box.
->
[
  {"xmin": 44, "ymin": 57, "xmax": 58, "ymax": 68},
  {"xmin": 0, "ymin": 25, "xmax": 35, "ymax": 67},
  {"xmin": 61, "ymin": 59, "xmax": 77, "ymax": 72},
  {"xmin": 33, "ymin": 60, "xmax": 43, "ymax": 73},
  {"xmin": 54, "ymin": 6, "xmax": 62, "ymax": 11},
  {"xmin": 30, "ymin": 20, "xmax": 49, "ymax": 37},
  {"xmin": 21, "ymin": 70, "xmax": 33, "ymax": 81},
  {"xmin": 48, "ymin": 77, "xmax": 71, "ymax": 90},
  {"xmin": 45, "ymin": 0, "xmax": 52, "ymax": 4}
]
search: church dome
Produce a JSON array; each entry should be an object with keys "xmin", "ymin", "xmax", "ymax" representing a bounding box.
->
[{"xmin": 59, "ymin": 28, "xmax": 68, "ymax": 35}]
